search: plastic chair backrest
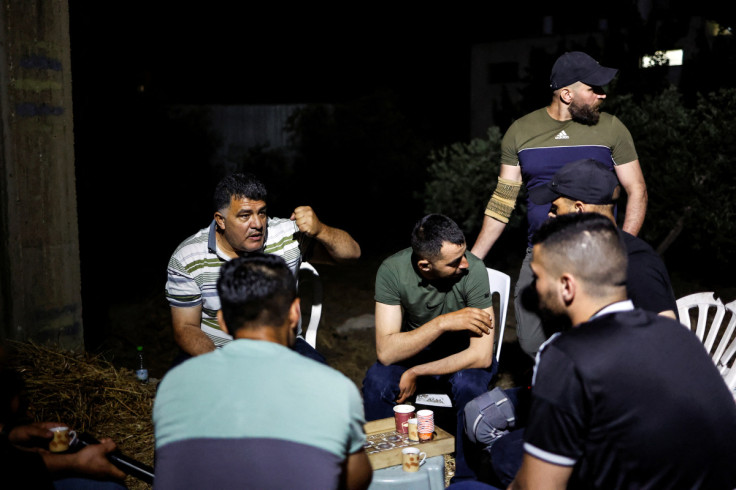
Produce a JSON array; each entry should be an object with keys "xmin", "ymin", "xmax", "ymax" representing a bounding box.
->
[
  {"xmin": 486, "ymin": 268, "xmax": 510, "ymax": 363},
  {"xmin": 677, "ymin": 292, "xmax": 736, "ymax": 398},
  {"xmin": 298, "ymin": 262, "xmax": 323, "ymax": 349}
]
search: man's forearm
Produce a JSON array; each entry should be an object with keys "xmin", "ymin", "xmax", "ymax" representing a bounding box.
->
[
  {"xmin": 315, "ymin": 225, "xmax": 361, "ymax": 262},
  {"xmin": 377, "ymin": 319, "xmax": 445, "ymax": 366},
  {"xmin": 471, "ymin": 215, "xmax": 507, "ymax": 260},
  {"xmin": 408, "ymin": 343, "xmax": 494, "ymax": 378},
  {"xmin": 174, "ymin": 325, "xmax": 216, "ymax": 356},
  {"xmin": 621, "ymin": 184, "xmax": 647, "ymax": 236}
]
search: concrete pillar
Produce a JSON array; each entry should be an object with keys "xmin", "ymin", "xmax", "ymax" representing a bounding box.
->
[{"xmin": 0, "ymin": 0, "xmax": 83, "ymax": 350}]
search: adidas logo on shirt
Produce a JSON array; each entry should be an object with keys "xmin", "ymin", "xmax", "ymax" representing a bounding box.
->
[{"xmin": 555, "ymin": 130, "xmax": 570, "ymax": 140}]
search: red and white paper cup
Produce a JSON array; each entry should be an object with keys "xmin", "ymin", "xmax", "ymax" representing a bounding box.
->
[{"xmin": 417, "ymin": 409, "xmax": 434, "ymax": 441}]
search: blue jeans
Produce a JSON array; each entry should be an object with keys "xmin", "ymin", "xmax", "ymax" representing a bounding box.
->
[
  {"xmin": 488, "ymin": 386, "xmax": 531, "ymax": 486},
  {"xmin": 362, "ymin": 359, "xmax": 497, "ymax": 481},
  {"xmin": 53, "ymin": 478, "xmax": 127, "ymax": 489}
]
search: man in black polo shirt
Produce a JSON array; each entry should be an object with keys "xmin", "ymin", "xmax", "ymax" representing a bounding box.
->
[{"xmin": 507, "ymin": 213, "xmax": 736, "ymax": 489}]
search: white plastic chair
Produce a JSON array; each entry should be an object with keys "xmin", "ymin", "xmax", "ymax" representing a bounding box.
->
[
  {"xmin": 486, "ymin": 267, "xmax": 510, "ymax": 363},
  {"xmin": 677, "ymin": 292, "xmax": 736, "ymax": 398},
  {"xmin": 298, "ymin": 262, "xmax": 323, "ymax": 349}
]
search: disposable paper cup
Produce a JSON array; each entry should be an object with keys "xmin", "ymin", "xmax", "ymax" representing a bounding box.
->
[
  {"xmin": 405, "ymin": 418, "xmax": 419, "ymax": 442},
  {"xmin": 417, "ymin": 409, "xmax": 434, "ymax": 441}
]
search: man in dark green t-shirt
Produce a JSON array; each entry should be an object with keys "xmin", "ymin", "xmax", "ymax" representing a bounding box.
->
[{"xmin": 362, "ymin": 214, "xmax": 496, "ymax": 481}]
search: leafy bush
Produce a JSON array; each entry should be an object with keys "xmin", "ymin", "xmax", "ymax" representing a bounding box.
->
[
  {"xmin": 421, "ymin": 127, "xmax": 527, "ymax": 239},
  {"xmin": 609, "ymin": 86, "xmax": 736, "ymax": 267}
]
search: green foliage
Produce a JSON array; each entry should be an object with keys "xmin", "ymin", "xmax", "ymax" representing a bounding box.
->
[
  {"xmin": 606, "ymin": 86, "xmax": 736, "ymax": 266},
  {"xmin": 421, "ymin": 127, "xmax": 526, "ymax": 239}
]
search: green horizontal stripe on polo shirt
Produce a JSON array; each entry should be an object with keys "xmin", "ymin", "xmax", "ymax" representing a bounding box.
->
[
  {"xmin": 264, "ymin": 235, "xmax": 297, "ymax": 254},
  {"xmin": 184, "ymin": 257, "xmax": 225, "ymax": 274}
]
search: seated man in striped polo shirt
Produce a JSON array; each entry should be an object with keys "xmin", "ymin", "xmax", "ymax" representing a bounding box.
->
[{"xmin": 165, "ymin": 172, "xmax": 361, "ymax": 364}]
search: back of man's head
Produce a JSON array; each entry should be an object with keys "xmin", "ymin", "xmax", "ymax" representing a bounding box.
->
[
  {"xmin": 533, "ymin": 212, "xmax": 627, "ymax": 298},
  {"xmin": 213, "ymin": 173, "xmax": 268, "ymax": 212},
  {"xmin": 217, "ymin": 253, "xmax": 296, "ymax": 334},
  {"xmin": 411, "ymin": 214, "xmax": 465, "ymax": 260}
]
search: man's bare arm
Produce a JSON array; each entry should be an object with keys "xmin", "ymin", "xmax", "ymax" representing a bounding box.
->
[
  {"xmin": 375, "ymin": 303, "xmax": 493, "ymax": 366},
  {"xmin": 509, "ymin": 453, "xmax": 573, "ymax": 490},
  {"xmin": 341, "ymin": 449, "xmax": 373, "ymax": 490},
  {"xmin": 471, "ymin": 164, "xmax": 522, "ymax": 259},
  {"xmin": 171, "ymin": 306, "xmax": 216, "ymax": 356},
  {"xmin": 659, "ymin": 310, "xmax": 677, "ymax": 320},
  {"xmin": 396, "ymin": 306, "xmax": 495, "ymax": 402},
  {"xmin": 292, "ymin": 206, "xmax": 361, "ymax": 264},
  {"xmin": 614, "ymin": 159, "xmax": 648, "ymax": 236}
]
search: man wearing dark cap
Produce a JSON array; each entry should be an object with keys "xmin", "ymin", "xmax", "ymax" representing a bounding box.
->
[
  {"xmin": 471, "ymin": 51, "xmax": 648, "ymax": 359},
  {"xmin": 529, "ymin": 158, "xmax": 677, "ymax": 321}
]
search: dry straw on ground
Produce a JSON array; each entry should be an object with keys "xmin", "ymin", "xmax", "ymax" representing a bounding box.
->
[
  {"xmin": 5, "ymin": 340, "xmax": 155, "ymax": 490},
  {"xmin": 4, "ymin": 338, "xmax": 478, "ymax": 488}
]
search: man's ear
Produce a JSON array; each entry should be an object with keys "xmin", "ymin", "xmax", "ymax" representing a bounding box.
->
[
  {"xmin": 560, "ymin": 87, "xmax": 573, "ymax": 104},
  {"xmin": 217, "ymin": 309, "xmax": 230, "ymax": 336},
  {"xmin": 560, "ymin": 273, "xmax": 576, "ymax": 306},
  {"xmin": 289, "ymin": 298, "xmax": 301, "ymax": 331},
  {"xmin": 417, "ymin": 258, "xmax": 431, "ymax": 273},
  {"xmin": 214, "ymin": 210, "xmax": 226, "ymax": 230},
  {"xmin": 574, "ymin": 201, "xmax": 586, "ymax": 213}
]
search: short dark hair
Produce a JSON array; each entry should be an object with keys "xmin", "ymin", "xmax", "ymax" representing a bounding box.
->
[
  {"xmin": 532, "ymin": 213, "xmax": 627, "ymax": 297},
  {"xmin": 217, "ymin": 253, "xmax": 297, "ymax": 334},
  {"xmin": 213, "ymin": 173, "xmax": 268, "ymax": 212},
  {"xmin": 411, "ymin": 214, "xmax": 465, "ymax": 260}
]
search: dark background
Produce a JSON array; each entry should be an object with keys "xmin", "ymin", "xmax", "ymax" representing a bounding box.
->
[{"xmin": 66, "ymin": 3, "xmax": 735, "ymax": 353}]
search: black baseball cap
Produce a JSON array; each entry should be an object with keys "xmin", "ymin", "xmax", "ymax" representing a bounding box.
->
[
  {"xmin": 549, "ymin": 51, "xmax": 618, "ymax": 90},
  {"xmin": 529, "ymin": 159, "xmax": 620, "ymax": 205}
]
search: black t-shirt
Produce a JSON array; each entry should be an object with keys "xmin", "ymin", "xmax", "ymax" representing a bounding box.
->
[
  {"xmin": 623, "ymin": 232, "xmax": 678, "ymax": 319},
  {"xmin": 525, "ymin": 307, "xmax": 736, "ymax": 489}
]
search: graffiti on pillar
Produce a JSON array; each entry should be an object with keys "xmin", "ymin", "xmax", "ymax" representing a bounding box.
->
[
  {"xmin": 19, "ymin": 55, "xmax": 63, "ymax": 71},
  {"xmin": 12, "ymin": 42, "xmax": 66, "ymax": 118}
]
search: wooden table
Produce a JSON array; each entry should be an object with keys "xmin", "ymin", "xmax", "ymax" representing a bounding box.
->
[{"xmin": 363, "ymin": 417, "xmax": 455, "ymax": 470}]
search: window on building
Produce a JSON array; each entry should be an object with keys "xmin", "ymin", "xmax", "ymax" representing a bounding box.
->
[{"xmin": 641, "ymin": 49, "xmax": 683, "ymax": 68}]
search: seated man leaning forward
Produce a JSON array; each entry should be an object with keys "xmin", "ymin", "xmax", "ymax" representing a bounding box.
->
[
  {"xmin": 165, "ymin": 172, "xmax": 360, "ymax": 362},
  {"xmin": 154, "ymin": 254, "xmax": 372, "ymax": 490},
  {"xmin": 362, "ymin": 214, "xmax": 496, "ymax": 479},
  {"xmin": 507, "ymin": 213, "xmax": 736, "ymax": 489}
]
